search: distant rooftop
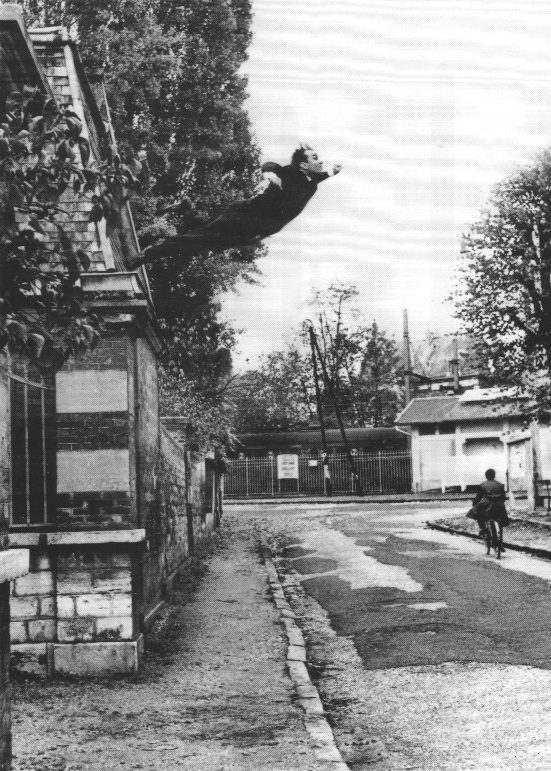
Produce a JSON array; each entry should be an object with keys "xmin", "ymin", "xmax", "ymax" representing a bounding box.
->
[
  {"xmin": 396, "ymin": 390, "xmax": 528, "ymax": 425},
  {"xmin": 410, "ymin": 333, "xmax": 487, "ymax": 381}
]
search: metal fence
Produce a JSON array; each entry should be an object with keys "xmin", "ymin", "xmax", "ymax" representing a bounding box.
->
[
  {"xmin": 9, "ymin": 363, "xmax": 56, "ymax": 526},
  {"xmin": 225, "ymin": 451, "xmax": 412, "ymax": 498}
]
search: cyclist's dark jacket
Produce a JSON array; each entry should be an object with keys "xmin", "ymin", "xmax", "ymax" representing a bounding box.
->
[{"xmin": 472, "ymin": 479, "xmax": 509, "ymax": 525}]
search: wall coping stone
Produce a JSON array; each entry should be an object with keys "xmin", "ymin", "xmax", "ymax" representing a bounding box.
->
[
  {"xmin": 10, "ymin": 530, "xmax": 146, "ymax": 547},
  {"xmin": 49, "ymin": 529, "xmax": 146, "ymax": 545},
  {"xmin": 9, "ymin": 533, "xmax": 46, "ymax": 547},
  {"xmin": 81, "ymin": 272, "xmax": 144, "ymax": 297},
  {"xmin": 0, "ymin": 549, "xmax": 29, "ymax": 582}
]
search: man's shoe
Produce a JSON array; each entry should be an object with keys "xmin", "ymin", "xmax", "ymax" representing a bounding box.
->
[{"xmin": 126, "ymin": 254, "xmax": 145, "ymax": 271}]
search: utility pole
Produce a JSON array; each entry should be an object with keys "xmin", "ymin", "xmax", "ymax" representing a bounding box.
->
[
  {"xmin": 311, "ymin": 327, "xmax": 363, "ymax": 496},
  {"xmin": 451, "ymin": 336, "xmax": 460, "ymax": 392},
  {"xmin": 403, "ymin": 309, "xmax": 412, "ymax": 407},
  {"xmin": 309, "ymin": 327, "xmax": 332, "ymax": 496}
]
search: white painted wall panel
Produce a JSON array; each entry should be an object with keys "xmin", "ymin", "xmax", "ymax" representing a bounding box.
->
[
  {"xmin": 57, "ymin": 450, "xmax": 130, "ymax": 492},
  {"xmin": 56, "ymin": 370, "xmax": 127, "ymax": 413}
]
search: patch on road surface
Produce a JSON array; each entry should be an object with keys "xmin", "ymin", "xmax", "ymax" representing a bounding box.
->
[
  {"xmin": 282, "ymin": 546, "xmax": 317, "ymax": 558},
  {"xmin": 354, "ymin": 622, "xmax": 511, "ymax": 669},
  {"xmin": 289, "ymin": 529, "xmax": 423, "ymax": 593},
  {"xmin": 287, "ymin": 556, "xmax": 339, "ymax": 574},
  {"xmin": 387, "ymin": 601, "xmax": 448, "ymax": 611}
]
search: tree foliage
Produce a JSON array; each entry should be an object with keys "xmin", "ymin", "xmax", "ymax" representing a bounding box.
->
[
  {"xmin": 230, "ymin": 347, "xmax": 314, "ymax": 433},
  {"xmin": 231, "ymin": 284, "xmax": 403, "ymax": 432},
  {"xmin": 302, "ymin": 285, "xmax": 402, "ymax": 427},
  {"xmin": 23, "ymin": 0, "xmax": 263, "ymax": 442},
  {"xmin": 0, "ymin": 82, "xmax": 145, "ymax": 367},
  {"xmin": 454, "ymin": 150, "xmax": 551, "ymax": 409}
]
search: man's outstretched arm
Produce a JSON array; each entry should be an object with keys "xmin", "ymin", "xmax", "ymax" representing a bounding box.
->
[{"xmin": 260, "ymin": 162, "xmax": 283, "ymax": 189}]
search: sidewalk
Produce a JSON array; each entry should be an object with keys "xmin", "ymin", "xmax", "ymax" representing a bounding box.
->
[
  {"xmin": 11, "ymin": 519, "xmax": 322, "ymax": 771},
  {"xmin": 227, "ymin": 492, "xmax": 474, "ymax": 506},
  {"xmin": 430, "ymin": 510, "xmax": 551, "ymax": 556}
]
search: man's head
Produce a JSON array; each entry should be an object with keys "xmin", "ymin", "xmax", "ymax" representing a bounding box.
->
[
  {"xmin": 485, "ymin": 469, "xmax": 496, "ymax": 480},
  {"xmin": 291, "ymin": 145, "xmax": 324, "ymax": 176}
]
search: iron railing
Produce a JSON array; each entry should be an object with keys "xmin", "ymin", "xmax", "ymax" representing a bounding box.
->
[
  {"xmin": 224, "ymin": 451, "xmax": 412, "ymax": 498},
  {"xmin": 9, "ymin": 362, "xmax": 56, "ymax": 526}
]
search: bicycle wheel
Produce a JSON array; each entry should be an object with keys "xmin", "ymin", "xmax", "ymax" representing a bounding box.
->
[
  {"xmin": 495, "ymin": 522, "xmax": 503, "ymax": 560},
  {"xmin": 489, "ymin": 521, "xmax": 499, "ymax": 558},
  {"xmin": 484, "ymin": 523, "xmax": 492, "ymax": 555}
]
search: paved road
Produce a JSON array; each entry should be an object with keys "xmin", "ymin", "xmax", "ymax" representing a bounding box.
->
[{"xmin": 232, "ymin": 501, "xmax": 551, "ymax": 770}]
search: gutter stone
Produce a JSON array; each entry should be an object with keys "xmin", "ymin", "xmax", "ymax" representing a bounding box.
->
[{"xmin": 260, "ymin": 535, "xmax": 350, "ymax": 770}]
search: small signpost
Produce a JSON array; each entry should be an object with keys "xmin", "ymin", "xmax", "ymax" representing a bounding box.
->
[{"xmin": 277, "ymin": 454, "xmax": 299, "ymax": 479}]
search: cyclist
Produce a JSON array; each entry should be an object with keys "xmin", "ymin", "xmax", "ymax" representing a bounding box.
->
[{"xmin": 468, "ymin": 468, "xmax": 510, "ymax": 542}]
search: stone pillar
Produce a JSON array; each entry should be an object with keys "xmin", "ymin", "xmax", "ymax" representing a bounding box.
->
[
  {"xmin": 0, "ymin": 353, "xmax": 12, "ymax": 770},
  {"xmin": 0, "ymin": 352, "xmax": 30, "ymax": 769}
]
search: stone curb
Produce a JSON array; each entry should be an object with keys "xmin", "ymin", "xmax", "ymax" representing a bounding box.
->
[
  {"xmin": 260, "ymin": 535, "xmax": 350, "ymax": 770},
  {"xmin": 426, "ymin": 520, "xmax": 551, "ymax": 561},
  {"xmin": 228, "ymin": 494, "xmax": 473, "ymax": 506}
]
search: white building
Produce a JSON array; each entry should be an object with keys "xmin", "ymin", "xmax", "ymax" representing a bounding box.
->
[{"xmin": 396, "ymin": 388, "xmax": 551, "ymax": 505}]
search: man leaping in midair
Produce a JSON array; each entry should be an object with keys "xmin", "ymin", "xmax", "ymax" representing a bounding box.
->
[{"xmin": 129, "ymin": 145, "xmax": 342, "ymax": 268}]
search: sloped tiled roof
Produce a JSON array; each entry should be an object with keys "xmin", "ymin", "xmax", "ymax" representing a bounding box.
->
[
  {"xmin": 235, "ymin": 428, "xmax": 407, "ymax": 449},
  {"xmin": 396, "ymin": 395, "xmax": 527, "ymax": 425},
  {"xmin": 28, "ymin": 29, "xmax": 119, "ymax": 271}
]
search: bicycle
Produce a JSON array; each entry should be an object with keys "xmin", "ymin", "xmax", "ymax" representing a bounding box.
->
[{"xmin": 482, "ymin": 517, "xmax": 503, "ymax": 559}]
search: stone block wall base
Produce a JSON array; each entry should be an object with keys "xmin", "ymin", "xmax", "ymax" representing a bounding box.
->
[
  {"xmin": 53, "ymin": 638, "xmax": 143, "ymax": 675},
  {"xmin": 10, "ymin": 643, "xmax": 51, "ymax": 677},
  {"xmin": 11, "ymin": 637, "xmax": 143, "ymax": 677}
]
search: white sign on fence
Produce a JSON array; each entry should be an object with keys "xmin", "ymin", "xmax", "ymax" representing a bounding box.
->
[{"xmin": 277, "ymin": 454, "xmax": 299, "ymax": 479}]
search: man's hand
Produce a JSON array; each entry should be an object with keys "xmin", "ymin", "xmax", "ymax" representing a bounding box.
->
[
  {"xmin": 263, "ymin": 171, "xmax": 282, "ymax": 188},
  {"xmin": 333, "ymin": 164, "xmax": 343, "ymax": 175}
]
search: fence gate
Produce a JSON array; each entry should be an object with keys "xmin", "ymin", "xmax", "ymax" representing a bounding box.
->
[{"xmin": 224, "ymin": 451, "xmax": 412, "ymax": 498}]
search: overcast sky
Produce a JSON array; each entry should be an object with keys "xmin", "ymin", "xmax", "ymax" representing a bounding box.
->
[{"xmin": 221, "ymin": 0, "xmax": 551, "ymax": 368}]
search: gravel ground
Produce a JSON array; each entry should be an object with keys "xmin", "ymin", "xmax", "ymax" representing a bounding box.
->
[
  {"xmin": 278, "ymin": 567, "xmax": 551, "ymax": 771},
  {"xmin": 11, "ymin": 518, "xmax": 317, "ymax": 771},
  {"xmin": 14, "ymin": 503, "xmax": 551, "ymax": 771}
]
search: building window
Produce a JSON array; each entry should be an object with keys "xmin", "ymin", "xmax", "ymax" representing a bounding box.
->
[
  {"xmin": 439, "ymin": 422, "xmax": 456, "ymax": 434},
  {"xmin": 10, "ymin": 359, "xmax": 56, "ymax": 526},
  {"xmin": 418, "ymin": 425, "xmax": 436, "ymax": 435}
]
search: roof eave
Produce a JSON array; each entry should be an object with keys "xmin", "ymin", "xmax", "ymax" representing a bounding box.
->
[{"xmin": 0, "ymin": 5, "xmax": 53, "ymax": 97}]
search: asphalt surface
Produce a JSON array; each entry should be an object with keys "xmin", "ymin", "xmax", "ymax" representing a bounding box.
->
[
  {"xmin": 236, "ymin": 500, "xmax": 551, "ymax": 770},
  {"xmin": 287, "ymin": 506, "xmax": 551, "ymax": 670}
]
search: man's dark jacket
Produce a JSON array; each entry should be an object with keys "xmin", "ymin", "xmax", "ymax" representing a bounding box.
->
[
  {"xmin": 471, "ymin": 479, "xmax": 510, "ymax": 525},
  {"xmin": 145, "ymin": 163, "xmax": 330, "ymax": 259}
]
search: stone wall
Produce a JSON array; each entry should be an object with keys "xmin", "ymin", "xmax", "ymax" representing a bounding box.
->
[
  {"xmin": 0, "ymin": 355, "xmax": 11, "ymax": 769},
  {"xmin": 142, "ymin": 428, "xmax": 189, "ymax": 625},
  {"xmin": 10, "ymin": 547, "xmax": 55, "ymax": 673},
  {"xmin": 9, "ymin": 532, "xmax": 144, "ymax": 676},
  {"xmin": 0, "ymin": 583, "xmax": 10, "ymax": 771},
  {"xmin": 0, "ymin": 354, "xmax": 9, "ymax": 537},
  {"xmin": 9, "ymin": 328, "xmax": 219, "ymax": 675},
  {"xmin": 56, "ymin": 332, "xmax": 134, "ymax": 529}
]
